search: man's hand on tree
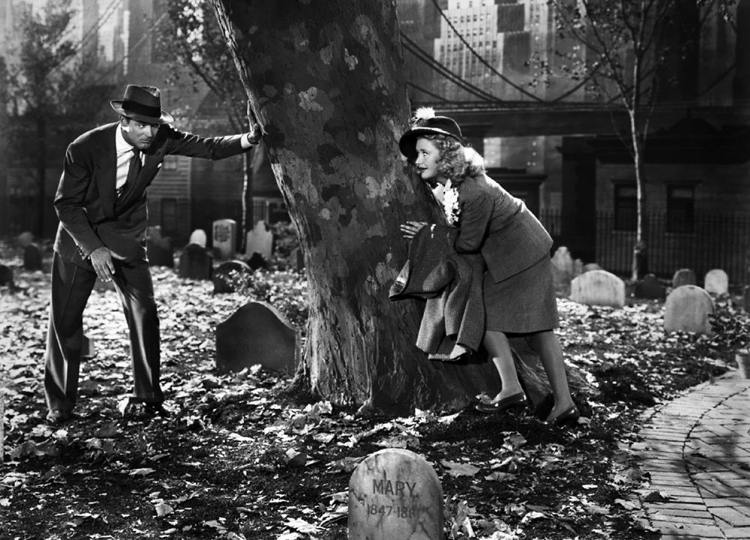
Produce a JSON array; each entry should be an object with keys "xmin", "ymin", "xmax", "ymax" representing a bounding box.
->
[{"xmin": 400, "ymin": 221, "xmax": 428, "ymax": 240}]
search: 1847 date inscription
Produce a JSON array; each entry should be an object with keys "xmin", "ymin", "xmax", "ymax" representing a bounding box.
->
[{"xmin": 369, "ymin": 475, "xmax": 420, "ymax": 519}]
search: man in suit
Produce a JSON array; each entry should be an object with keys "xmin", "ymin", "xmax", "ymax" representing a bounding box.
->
[{"xmin": 45, "ymin": 84, "xmax": 262, "ymax": 423}]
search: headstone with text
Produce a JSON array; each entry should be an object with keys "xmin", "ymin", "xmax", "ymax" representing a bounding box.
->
[
  {"xmin": 178, "ymin": 243, "xmax": 212, "ymax": 280},
  {"xmin": 189, "ymin": 229, "xmax": 207, "ymax": 248},
  {"xmin": 215, "ymin": 301, "xmax": 299, "ymax": 374},
  {"xmin": 212, "ymin": 219, "xmax": 237, "ymax": 260},
  {"xmin": 672, "ymin": 268, "xmax": 696, "ymax": 289},
  {"xmin": 348, "ymin": 448, "xmax": 443, "ymax": 540},
  {"xmin": 703, "ymin": 269, "xmax": 728, "ymax": 295},
  {"xmin": 245, "ymin": 220, "xmax": 274, "ymax": 260},
  {"xmin": 664, "ymin": 285, "xmax": 714, "ymax": 335},
  {"xmin": 570, "ymin": 269, "xmax": 626, "ymax": 308}
]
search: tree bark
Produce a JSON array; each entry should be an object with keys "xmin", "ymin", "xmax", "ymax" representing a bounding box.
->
[{"xmin": 211, "ymin": 0, "xmax": 589, "ymax": 414}]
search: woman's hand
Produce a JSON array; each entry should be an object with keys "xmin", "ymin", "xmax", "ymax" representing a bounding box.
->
[{"xmin": 400, "ymin": 221, "xmax": 428, "ymax": 240}]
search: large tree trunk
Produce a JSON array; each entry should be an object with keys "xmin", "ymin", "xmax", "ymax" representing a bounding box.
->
[{"xmin": 211, "ymin": 1, "xmax": 588, "ymax": 414}]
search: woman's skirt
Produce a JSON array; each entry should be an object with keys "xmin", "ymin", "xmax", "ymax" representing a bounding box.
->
[{"xmin": 483, "ymin": 255, "xmax": 559, "ymax": 334}]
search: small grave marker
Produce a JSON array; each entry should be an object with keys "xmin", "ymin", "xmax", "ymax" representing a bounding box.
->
[
  {"xmin": 245, "ymin": 220, "xmax": 273, "ymax": 260},
  {"xmin": 744, "ymin": 286, "xmax": 750, "ymax": 313},
  {"xmin": 23, "ymin": 243, "xmax": 43, "ymax": 271},
  {"xmin": 672, "ymin": 268, "xmax": 696, "ymax": 289},
  {"xmin": 0, "ymin": 264, "xmax": 13, "ymax": 287},
  {"xmin": 570, "ymin": 269, "xmax": 626, "ymax": 308},
  {"xmin": 213, "ymin": 219, "xmax": 237, "ymax": 260},
  {"xmin": 348, "ymin": 448, "xmax": 443, "ymax": 540},
  {"xmin": 16, "ymin": 231, "xmax": 33, "ymax": 248},
  {"xmin": 551, "ymin": 246, "xmax": 577, "ymax": 288},
  {"xmin": 188, "ymin": 229, "xmax": 207, "ymax": 248},
  {"xmin": 664, "ymin": 285, "xmax": 714, "ymax": 335},
  {"xmin": 215, "ymin": 301, "xmax": 299, "ymax": 374},
  {"xmin": 634, "ymin": 274, "xmax": 666, "ymax": 300},
  {"xmin": 703, "ymin": 269, "xmax": 728, "ymax": 295},
  {"xmin": 178, "ymin": 243, "xmax": 212, "ymax": 280},
  {"xmin": 146, "ymin": 226, "xmax": 174, "ymax": 267}
]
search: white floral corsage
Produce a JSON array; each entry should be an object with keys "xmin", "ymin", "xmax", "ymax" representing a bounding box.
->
[{"xmin": 442, "ymin": 180, "xmax": 460, "ymax": 226}]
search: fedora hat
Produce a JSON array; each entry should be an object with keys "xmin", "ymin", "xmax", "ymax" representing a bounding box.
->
[
  {"xmin": 110, "ymin": 84, "xmax": 174, "ymax": 125},
  {"xmin": 399, "ymin": 107, "xmax": 463, "ymax": 162}
]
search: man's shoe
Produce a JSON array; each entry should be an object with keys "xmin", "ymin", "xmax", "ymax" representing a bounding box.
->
[
  {"xmin": 120, "ymin": 398, "xmax": 169, "ymax": 419},
  {"xmin": 46, "ymin": 409, "xmax": 74, "ymax": 424}
]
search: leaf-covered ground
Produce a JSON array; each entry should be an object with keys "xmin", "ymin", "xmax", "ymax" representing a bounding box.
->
[{"xmin": 1, "ymin": 240, "xmax": 748, "ymax": 540}]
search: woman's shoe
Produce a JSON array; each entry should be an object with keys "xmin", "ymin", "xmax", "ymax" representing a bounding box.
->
[
  {"xmin": 475, "ymin": 392, "xmax": 528, "ymax": 414},
  {"xmin": 545, "ymin": 405, "xmax": 580, "ymax": 428}
]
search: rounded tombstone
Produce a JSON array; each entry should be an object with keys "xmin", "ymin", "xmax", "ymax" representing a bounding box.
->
[
  {"xmin": 672, "ymin": 268, "xmax": 696, "ymax": 289},
  {"xmin": 664, "ymin": 285, "xmax": 715, "ymax": 335},
  {"xmin": 570, "ymin": 269, "xmax": 626, "ymax": 308},
  {"xmin": 348, "ymin": 448, "xmax": 443, "ymax": 540},
  {"xmin": 703, "ymin": 269, "xmax": 728, "ymax": 295}
]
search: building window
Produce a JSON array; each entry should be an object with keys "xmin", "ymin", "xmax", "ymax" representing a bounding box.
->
[
  {"xmin": 614, "ymin": 184, "xmax": 637, "ymax": 231},
  {"xmin": 161, "ymin": 198, "xmax": 178, "ymax": 236},
  {"xmin": 666, "ymin": 185, "xmax": 695, "ymax": 233}
]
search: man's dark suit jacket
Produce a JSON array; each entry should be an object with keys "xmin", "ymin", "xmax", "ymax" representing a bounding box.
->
[{"xmin": 53, "ymin": 122, "xmax": 246, "ymax": 268}]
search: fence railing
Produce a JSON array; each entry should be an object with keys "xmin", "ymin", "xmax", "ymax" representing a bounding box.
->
[{"xmin": 540, "ymin": 210, "xmax": 750, "ymax": 283}]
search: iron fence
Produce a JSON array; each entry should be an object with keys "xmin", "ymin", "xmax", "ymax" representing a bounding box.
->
[{"xmin": 540, "ymin": 210, "xmax": 750, "ymax": 284}]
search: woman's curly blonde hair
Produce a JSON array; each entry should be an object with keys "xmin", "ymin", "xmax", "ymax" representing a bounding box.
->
[{"xmin": 417, "ymin": 134, "xmax": 485, "ymax": 185}]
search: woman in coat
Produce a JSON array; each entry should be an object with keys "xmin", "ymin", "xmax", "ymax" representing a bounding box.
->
[{"xmin": 399, "ymin": 108, "xmax": 579, "ymax": 427}]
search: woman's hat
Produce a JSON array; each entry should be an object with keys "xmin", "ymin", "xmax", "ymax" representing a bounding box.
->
[
  {"xmin": 398, "ymin": 107, "xmax": 463, "ymax": 162},
  {"xmin": 110, "ymin": 84, "xmax": 174, "ymax": 125}
]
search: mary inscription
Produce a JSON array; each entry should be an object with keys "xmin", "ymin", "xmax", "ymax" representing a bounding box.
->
[{"xmin": 348, "ymin": 448, "xmax": 443, "ymax": 540}]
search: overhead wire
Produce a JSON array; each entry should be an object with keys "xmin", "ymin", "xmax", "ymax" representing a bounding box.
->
[
  {"xmin": 401, "ymin": 32, "xmax": 503, "ymax": 103},
  {"xmin": 429, "ymin": 0, "xmax": 545, "ymax": 102}
]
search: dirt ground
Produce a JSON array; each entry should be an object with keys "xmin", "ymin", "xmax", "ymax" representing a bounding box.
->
[{"xmin": 1, "ymin": 242, "xmax": 746, "ymax": 540}]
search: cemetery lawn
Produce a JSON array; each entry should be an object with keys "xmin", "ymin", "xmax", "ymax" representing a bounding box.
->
[{"xmin": 2, "ymin": 245, "xmax": 749, "ymax": 540}]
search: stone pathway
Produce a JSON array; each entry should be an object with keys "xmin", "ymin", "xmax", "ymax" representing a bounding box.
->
[{"xmin": 632, "ymin": 371, "xmax": 750, "ymax": 539}]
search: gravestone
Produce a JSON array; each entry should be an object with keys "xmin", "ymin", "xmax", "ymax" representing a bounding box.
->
[
  {"xmin": 245, "ymin": 220, "xmax": 274, "ymax": 260},
  {"xmin": 82, "ymin": 335, "xmax": 95, "ymax": 359},
  {"xmin": 188, "ymin": 229, "xmax": 207, "ymax": 248},
  {"xmin": 664, "ymin": 285, "xmax": 714, "ymax": 335},
  {"xmin": 245, "ymin": 252, "xmax": 267, "ymax": 271},
  {"xmin": 290, "ymin": 247, "xmax": 305, "ymax": 272},
  {"xmin": 213, "ymin": 260, "xmax": 253, "ymax": 294},
  {"xmin": 672, "ymin": 268, "xmax": 696, "ymax": 289},
  {"xmin": 215, "ymin": 301, "xmax": 299, "ymax": 374},
  {"xmin": 146, "ymin": 226, "xmax": 174, "ymax": 268},
  {"xmin": 212, "ymin": 219, "xmax": 237, "ymax": 260},
  {"xmin": 178, "ymin": 243, "xmax": 212, "ymax": 280},
  {"xmin": 703, "ymin": 269, "xmax": 728, "ymax": 295},
  {"xmin": 0, "ymin": 264, "xmax": 13, "ymax": 287},
  {"xmin": 744, "ymin": 286, "xmax": 750, "ymax": 313},
  {"xmin": 634, "ymin": 274, "xmax": 666, "ymax": 300},
  {"xmin": 348, "ymin": 448, "xmax": 443, "ymax": 540},
  {"xmin": 551, "ymin": 246, "xmax": 577, "ymax": 288},
  {"xmin": 583, "ymin": 263, "xmax": 602, "ymax": 273},
  {"xmin": 23, "ymin": 243, "xmax": 43, "ymax": 271},
  {"xmin": 16, "ymin": 231, "xmax": 34, "ymax": 248},
  {"xmin": 570, "ymin": 269, "xmax": 626, "ymax": 308}
]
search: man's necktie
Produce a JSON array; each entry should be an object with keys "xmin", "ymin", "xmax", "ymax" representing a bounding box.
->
[{"xmin": 118, "ymin": 148, "xmax": 141, "ymax": 198}]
